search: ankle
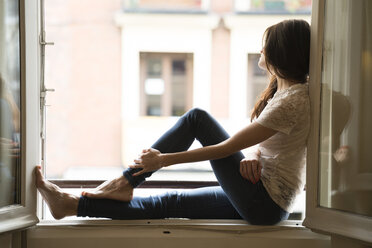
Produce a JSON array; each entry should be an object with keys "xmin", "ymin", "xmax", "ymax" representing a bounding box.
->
[
  {"xmin": 119, "ymin": 176, "xmax": 133, "ymax": 189},
  {"xmin": 66, "ymin": 195, "xmax": 79, "ymax": 216}
]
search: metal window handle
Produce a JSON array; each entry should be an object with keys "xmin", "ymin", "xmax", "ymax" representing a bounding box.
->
[
  {"xmin": 39, "ymin": 31, "xmax": 54, "ymax": 46},
  {"xmin": 40, "ymin": 88, "xmax": 55, "ymax": 98},
  {"xmin": 40, "ymin": 41, "xmax": 54, "ymax": 46}
]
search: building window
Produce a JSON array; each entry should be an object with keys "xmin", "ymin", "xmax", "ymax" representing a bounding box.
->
[
  {"xmin": 140, "ymin": 52, "xmax": 193, "ymax": 117},
  {"xmin": 246, "ymin": 53, "xmax": 267, "ymax": 117},
  {"xmin": 235, "ymin": 0, "xmax": 312, "ymax": 14},
  {"xmin": 123, "ymin": 0, "xmax": 209, "ymax": 12}
]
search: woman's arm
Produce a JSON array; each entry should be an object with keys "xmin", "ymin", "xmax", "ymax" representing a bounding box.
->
[
  {"xmin": 131, "ymin": 122, "xmax": 276, "ymax": 176},
  {"xmin": 162, "ymin": 122, "xmax": 275, "ymax": 166}
]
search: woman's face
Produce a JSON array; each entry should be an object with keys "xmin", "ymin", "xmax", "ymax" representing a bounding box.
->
[{"xmin": 258, "ymin": 50, "xmax": 267, "ymax": 70}]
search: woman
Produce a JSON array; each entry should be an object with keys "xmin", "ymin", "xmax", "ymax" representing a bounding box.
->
[{"xmin": 36, "ymin": 19, "xmax": 310, "ymax": 225}]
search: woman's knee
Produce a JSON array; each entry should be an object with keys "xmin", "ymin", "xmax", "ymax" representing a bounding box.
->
[
  {"xmin": 187, "ymin": 107, "xmax": 206, "ymax": 116},
  {"xmin": 185, "ymin": 108, "xmax": 209, "ymax": 121}
]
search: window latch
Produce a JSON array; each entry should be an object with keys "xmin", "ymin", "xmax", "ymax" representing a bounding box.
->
[
  {"xmin": 40, "ymin": 88, "xmax": 55, "ymax": 98},
  {"xmin": 40, "ymin": 40, "xmax": 54, "ymax": 46}
]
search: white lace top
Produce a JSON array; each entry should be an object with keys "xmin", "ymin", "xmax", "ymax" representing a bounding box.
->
[{"xmin": 255, "ymin": 83, "xmax": 310, "ymax": 213}]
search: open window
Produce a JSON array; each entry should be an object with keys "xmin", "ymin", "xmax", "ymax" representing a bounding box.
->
[
  {"xmin": 3, "ymin": 2, "xmax": 370, "ymax": 247},
  {"xmin": 39, "ymin": 0, "xmax": 311, "ymax": 221},
  {"xmin": 0, "ymin": 0, "xmax": 39, "ymax": 234},
  {"xmin": 304, "ymin": 0, "xmax": 372, "ymax": 244}
]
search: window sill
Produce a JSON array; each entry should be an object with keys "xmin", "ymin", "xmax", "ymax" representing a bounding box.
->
[
  {"xmin": 36, "ymin": 218, "xmax": 305, "ymax": 230},
  {"xmin": 28, "ymin": 219, "xmax": 331, "ymax": 248}
]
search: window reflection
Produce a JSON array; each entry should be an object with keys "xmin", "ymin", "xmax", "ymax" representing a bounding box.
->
[
  {"xmin": 319, "ymin": 0, "xmax": 372, "ymax": 217},
  {"xmin": 0, "ymin": 0, "xmax": 21, "ymax": 208}
]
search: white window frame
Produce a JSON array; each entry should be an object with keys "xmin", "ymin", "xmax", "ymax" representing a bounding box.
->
[
  {"xmin": 0, "ymin": 0, "xmax": 40, "ymax": 234},
  {"xmin": 303, "ymin": 0, "xmax": 372, "ymax": 243}
]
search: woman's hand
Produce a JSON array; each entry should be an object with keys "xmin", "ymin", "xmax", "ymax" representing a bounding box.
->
[
  {"xmin": 129, "ymin": 148, "xmax": 163, "ymax": 176},
  {"xmin": 240, "ymin": 150, "xmax": 262, "ymax": 184},
  {"xmin": 0, "ymin": 137, "xmax": 20, "ymax": 158}
]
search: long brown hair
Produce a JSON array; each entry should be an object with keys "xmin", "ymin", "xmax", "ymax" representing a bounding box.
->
[{"xmin": 251, "ymin": 19, "xmax": 310, "ymax": 121}]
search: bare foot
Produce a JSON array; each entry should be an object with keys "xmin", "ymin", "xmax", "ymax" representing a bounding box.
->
[
  {"xmin": 35, "ymin": 166, "xmax": 79, "ymax": 220},
  {"xmin": 81, "ymin": 175, "xmax": 133, "ymax": 202}
]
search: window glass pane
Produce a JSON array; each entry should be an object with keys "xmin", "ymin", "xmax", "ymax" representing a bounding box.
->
[
  {"xmin": 247, "ymin": 54, "xmax": 267, "ymax": 116},
  {"xmin": 147, "ymin": 58, "xmax": 162, "ymax": 77},
  {"xmin": 171, "ymin": 59, "xmax": 187, "ymax": 116},
  {"xmin": 123, "ymin": 0, "xmax": 205, "ymax": 11},
  {"xmin": 0, "ymin": 0, "xmax": 21, "ymax": 208},
  {"xmin": 235, "ymin": 0, "xmax": 312, "ymax": 13},
  {"xmin": 146, "ymin": 94, "xmax": 162, "ymax": 116},
  {"xmin": 145, "ymin": 59, "xmax": 163, "ymax": 116},
  {"xmin": 319, "ymin": 0, "xmax": 372, "ymax": 217}
]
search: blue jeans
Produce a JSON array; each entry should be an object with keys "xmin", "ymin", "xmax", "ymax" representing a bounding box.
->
[{"xmin": 77, "ymin": 108, "xmax": 289, "ymax": 225}]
